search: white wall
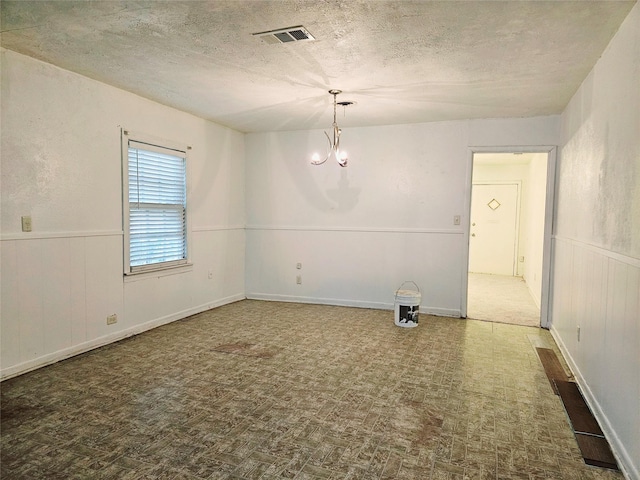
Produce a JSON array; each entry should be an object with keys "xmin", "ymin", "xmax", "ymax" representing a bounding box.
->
[
  {"xmin": 524, "ymin": 154, "xmax": 548, "ymax": 306},
  {"xmin": 551, "ymin": 3, "xmax": 640, "ymax": 478},
  {"xmin": 0, "ymin": 49, "xmax": 246, "ymax": 379},
  {"xmin": 245, "ymin": 117, "xmax": 558, "ymax": 316}
]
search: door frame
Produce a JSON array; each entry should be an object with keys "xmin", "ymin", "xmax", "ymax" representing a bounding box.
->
[
  {"xmin": 461, "ymin": 146, "xmax": 557, "ymax": 328},
  {"xmin": 470, "ymin": 181, "xmax": 522, "ymax": 276}
]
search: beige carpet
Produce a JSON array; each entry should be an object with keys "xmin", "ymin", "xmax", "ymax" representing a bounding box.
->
[{"xmin": 467, "ymin": 273, "xmax": 540, "ymax": 327}]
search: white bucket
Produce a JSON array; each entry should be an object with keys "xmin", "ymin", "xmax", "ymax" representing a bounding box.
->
[{"xmin": 394, "ymin": 281, "xmax": 421, "ymax": 328}]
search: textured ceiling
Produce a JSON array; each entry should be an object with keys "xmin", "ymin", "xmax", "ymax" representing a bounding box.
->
[{"xmin": 1, "ymin": 1, "xmax": 636, "ymax": 133}]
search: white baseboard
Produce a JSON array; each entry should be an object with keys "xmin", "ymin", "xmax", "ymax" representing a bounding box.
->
[
  {"xmin": 245, "ymin": 292, "xmax": 461, "ymax": 318},
  {"xmin": 246, "ymin": 292, "xmax": 391, "ymax": 310},
  {"xmin": 525, "ymin": 280, "xmax": 542, "ymax": 309},
  {"xmin": 0, "ymin": 293, "xmax": 245, "ymax": 381},
  {"xmin": 550, "ymin": 326, "xmax": 637, "ymax": 480},
  {"xmin": 422, "ymin": 306, "xmax": 461, "ymax": 318}
]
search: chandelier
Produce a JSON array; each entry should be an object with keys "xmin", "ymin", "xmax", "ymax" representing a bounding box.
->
[{"xmin": 311, "ymin": 89, "xmax": 351, "ymax": 167}]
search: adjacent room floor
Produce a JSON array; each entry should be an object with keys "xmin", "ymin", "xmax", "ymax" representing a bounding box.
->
[
  {"xmin": 467, "ymin": 273, "xmax": 541, "ymax": 327},
  {"xmin": 1, "ymin": 300, "xmax": 621, "ymax": 480}
]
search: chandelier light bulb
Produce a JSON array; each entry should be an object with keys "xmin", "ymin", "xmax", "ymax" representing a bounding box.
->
[{"xmin": 338, "ymin": 150, "xmax": 348, "ymax": 167}]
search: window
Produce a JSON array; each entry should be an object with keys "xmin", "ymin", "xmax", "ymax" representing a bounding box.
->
[{"xmin": 122, "ymin": 132, "xmax": 189, "ymax": 274}]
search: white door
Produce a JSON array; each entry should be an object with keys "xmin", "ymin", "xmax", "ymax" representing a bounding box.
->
[{"xmin": 469, "ymin": 183, "xmax": 519, "ymax": 275}]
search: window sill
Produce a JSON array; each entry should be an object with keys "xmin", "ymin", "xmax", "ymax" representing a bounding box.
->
[{"xmin": 124, "ymin": 263, "xmax": 193, "ymax": 282}]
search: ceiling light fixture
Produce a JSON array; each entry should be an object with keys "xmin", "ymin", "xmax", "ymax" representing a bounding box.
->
[{"xmin": 311, "ymin": 89, "xmax": 352, "ymax": 167}]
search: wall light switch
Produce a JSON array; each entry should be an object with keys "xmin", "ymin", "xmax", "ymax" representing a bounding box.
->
[
  {"xmin": 453, "ymin": 215, "xmax": 461, "ymax": 225},
  {"xmin": 296, "ymin": 263, "xmax": 302, "ymax": 269},
  {"xmin": 296, "ymin": 275, "xmax": 302, "ymax": 284},
  {"xmin": 21, "ymin": 216, "xmax": 32, "ymax": 232}
]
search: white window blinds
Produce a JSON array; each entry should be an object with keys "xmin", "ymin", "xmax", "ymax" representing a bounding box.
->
[{"xmin": 127, "ymin": 140, "xmax": 187, "ymax": 273}]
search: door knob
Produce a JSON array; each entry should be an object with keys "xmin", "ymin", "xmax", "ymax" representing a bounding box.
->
[
  {"xmin": 472, "ymin": 223, "xmax": 476, "ymax": 226},
  {"xmin": 471, "ymin": 233, "xmax": 476, "ymax": 237}
]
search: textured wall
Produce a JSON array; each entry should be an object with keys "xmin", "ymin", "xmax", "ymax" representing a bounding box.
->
[
  {"xmin": 1, "ymin": 50, "xmax": 246, "ymax": 378},
  {"xmin": 551, "ymin": 4, "xmax": 640, "ymax": 478},
  {"xmin": 245, "ymin": 117, "xmax": 558, "ymax": 316},
  {"xmin": 557, "ymin": 9, "xmax": 640, "ymax": 258}
]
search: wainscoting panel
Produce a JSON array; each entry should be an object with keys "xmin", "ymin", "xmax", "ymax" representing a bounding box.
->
[
  {"xmin": 246, "ymin": 227, "xmax": 465, "ymax": 317},
  {"xmin": 1, "ymin": 227, "xmax": 245, "ymax": 380},
  {"xmin": 550, "ymin": 236, "xmax": 640, "ymax": 479}
]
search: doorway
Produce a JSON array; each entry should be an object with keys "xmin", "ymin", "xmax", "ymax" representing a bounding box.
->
[{"xmin": 464, "ymin": 150, "xmax": 555, "ymax": 328}]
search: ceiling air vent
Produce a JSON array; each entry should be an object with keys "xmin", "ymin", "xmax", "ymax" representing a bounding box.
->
[{"xmin": 253, "ymin": 26, "xmax": 315, "ymax": 45}]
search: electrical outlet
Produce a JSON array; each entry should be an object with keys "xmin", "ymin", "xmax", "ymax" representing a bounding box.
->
[
  {"xmin": 296, "ymin": 275, "xmax": 302, "ymax": 285},
  {"xmin": 21, "ymin": 216, "xmax": 32, "ymax": 232},
  {"xmin": 107, "ymin": 314, "xmax": 118, "ymax": 325},
  {"xmin": 453, "ymin": 215, "xmax": 461, "ymax": 225}
]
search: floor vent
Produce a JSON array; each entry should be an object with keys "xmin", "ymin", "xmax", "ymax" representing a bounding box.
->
[
  {"xmin": 253, "ymin": 26, "xmax": 315, "ymax": 45},
  {"xmin": 536, "ymin": 348, "xmax": 619, "ymax": 471}
]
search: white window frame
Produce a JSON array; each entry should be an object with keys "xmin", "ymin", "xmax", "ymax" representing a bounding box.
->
[{"xmin": 121, "ymin": 129, "xmax": 191, "ymax": 276}]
